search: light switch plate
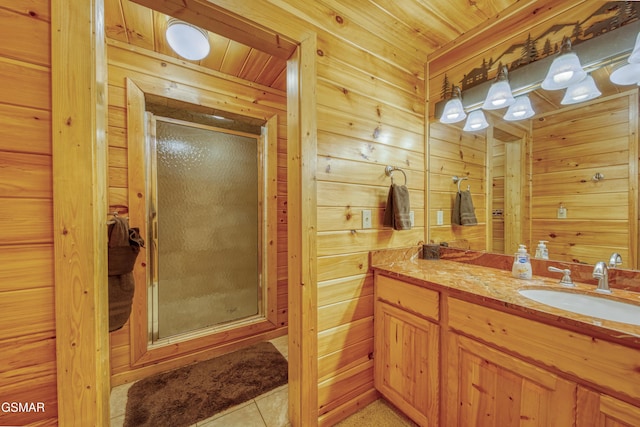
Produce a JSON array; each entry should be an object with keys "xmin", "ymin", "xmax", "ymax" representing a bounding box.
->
[
  {"xmin": 557, "ymin": 206, "xmax": 567, "ymax": 219},
  {"xmin": 362, "ymin": 210, "xmax": 372, "ymax": 229},
  {"xmin": 436, "ymin": 210, "xmax": 444, "ymax": 225},
  {"xmin": 410, "ymin": 210, "xmax": 415, "ymax": 227}
]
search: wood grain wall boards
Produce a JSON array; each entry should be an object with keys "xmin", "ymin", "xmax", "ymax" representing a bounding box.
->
[
  {"xmin": 105, "ymin": 39, "xmax": 289, "ymax": 384},
  {"xmin": 0, "ymin": 3, "xmax": 50, "ymax": 67},
  {"xmin": 0, "ymin": 2, "xmax": 56, "ymax": 425},
  {"xmin": 428, "ymin": 121, "xmax": 487, "ymax": 249},
  {"xmin": 0, "ymin": 104, "xmax": 51, "ymax": 155},
  {"xmin": 529, "ymin": 93, "xmax": 637, "ymax": 266}
]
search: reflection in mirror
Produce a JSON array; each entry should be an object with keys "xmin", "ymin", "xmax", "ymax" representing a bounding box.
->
[{"xmin": 430, "ymin": 60, "xmax": 639, "ymax": 269}]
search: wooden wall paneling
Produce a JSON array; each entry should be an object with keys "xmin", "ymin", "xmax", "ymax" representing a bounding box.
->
[
  {"xmin": 286, "ymin": 35, "xmax": 319, "ymax": 426},
  {"xmin": 0, "ymin": 104, "xmax": 51, "ymax": 155},
  {"xmin": 504, "ymin": 138, "xmax": 524, "ymax": 253},
  {"xmin": 0, "ymin": 2, "xmax": 50, "ymax": 67},
  {"xmin": 0, "ymin": 7, "xmax": 56, "ymax": 423},
  {"xmin": 52, "ymin": 0, "xmax": 110, "ymax": 426},
  {"xmin": 317, "ymin": 253, "xmax": 370, "ymax": 282},
  {"xmin": 485, "ymin": 125, "xmax": 494, "ymax": 252},
  {"xmin": 531, "ymin": 94, "xmax": 635, "ymax": 265},
  {"xmin": 0, "ymin": 59, "xmax": 50, "ymax": 111},
  {"xmin": 628, "ymin": 92, "xmax": 638, "ymax": 270},
  {"xmin": 265, "ymin": 114, "xmax": 279, "ymax": 325},
  {"xmin": 317, "ymin": 361, "xmax": 374, "ymax": 421}
]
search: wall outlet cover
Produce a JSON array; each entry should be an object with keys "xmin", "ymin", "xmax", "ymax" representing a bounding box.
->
[
  {"xmin": 410, "ymin": 210, "xmax": 415, "ymax": 227},
  {"xmin": 436, "ymin": 210, "xmax": 444, "ymax": 225},
  {"xmin": 362, "ymin": 209, "xmax": 372, "ymax": 229}
]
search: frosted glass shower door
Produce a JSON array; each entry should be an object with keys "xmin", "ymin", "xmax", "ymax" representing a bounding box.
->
[{"xmin": 150, "ymin": 118, "xmax": 261, "ymax": 340}]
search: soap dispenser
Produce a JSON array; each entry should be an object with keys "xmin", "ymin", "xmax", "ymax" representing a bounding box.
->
[
  {"xmin": 534, "ymin": 240, "xmax": 549, "ymax": 260},
  {"xmin": 512, "ymin": 244, "xmax": 533, "ymax": 279}
]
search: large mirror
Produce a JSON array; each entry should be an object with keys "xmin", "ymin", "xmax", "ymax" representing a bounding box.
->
[{"xmin": 428, "ymin": 48, "xmax": 639, "ymax": 269}]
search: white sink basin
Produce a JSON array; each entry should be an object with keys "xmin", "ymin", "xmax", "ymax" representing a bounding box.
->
[{"xmin": 518, "ymin": 288, "xmax": 640, "ymax": 326}]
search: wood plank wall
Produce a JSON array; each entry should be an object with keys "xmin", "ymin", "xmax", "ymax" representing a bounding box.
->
[
  {"xmin": 304, "ymin": 5, "xmax": 426, "ymax": 425},
  {"xmin": 0, "ymin": 1, "xmax": 58, "ymax": 426},
  {"xmin": 105, "ymin": 41, "xmax": 289, "ymax": 384},
  {"xmin": 492, "ymin": 138, "xmax": 505, "ymax": 253},
  {"xmin": 428, "ymin": 122, "xmax": 487, "ymax": 250},
  {"xmin": 530, "ymin": 93, "xmax": 638, "ymax": 267}
]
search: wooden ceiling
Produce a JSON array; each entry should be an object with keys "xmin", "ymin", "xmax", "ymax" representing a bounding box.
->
[{"xmin": 104, "ymin": 0, "xmax": 520, "ymax": 93}]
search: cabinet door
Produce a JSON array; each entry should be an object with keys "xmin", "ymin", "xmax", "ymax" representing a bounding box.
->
[
  {"xmin": 445, "ymin": 333, "xmax": 575, "ymax": 427},
  {"xmin": 374, "ymin": 301, "xmax": 438, "ymax": 427},
  {"xmin": 577, "ymin": 386, "xmax": 640, "ymax": 427}
]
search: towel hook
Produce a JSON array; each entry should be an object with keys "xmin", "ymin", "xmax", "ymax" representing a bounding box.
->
[
  {"xmin": 385, "ymin": 165, "xmax": 407, "ymax": 186},
  {"xmin": 452, "ymin": 175, "xmax": 470, "ymax": 192}
]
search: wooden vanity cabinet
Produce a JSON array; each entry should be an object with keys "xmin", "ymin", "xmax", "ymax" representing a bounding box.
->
[
  {"xmin": 374, "ymin": 272, "xmax": 640, "ymax": 427},
  {"xmin": 577, "ymin": 387, "xmax": 640, "ymax": 427},
  {"xmin": 446, "ymin": 332, "xmax": 575, "ymax": 426},
  {"xmin": 374, "ymin": 274, "xmax": 439, "ymax": 427}
]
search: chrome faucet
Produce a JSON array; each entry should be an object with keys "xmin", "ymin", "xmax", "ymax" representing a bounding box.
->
[
  {"xmin": 609, "ymin": 252, "xmax": 622, "ymax": 268},
  {"xmin": 593, "ymin": 261, "xmax": 612, "ymax": 294},
  {"xmin": 548, "ymin": 266, "xmax": 574, "ymax": 287}
]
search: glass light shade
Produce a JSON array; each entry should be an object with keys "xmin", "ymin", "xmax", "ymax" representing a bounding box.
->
[
  {"xmin": 561, "ymin": 75, "xmax": 601, "ymax": 105},
  {"xmin": 503, "ymin": 95, "xmax": 535, "ymax": 121},
  {"xmin": 541, "ymin": 52, "xmax": 586, "ymax": 90},
  {"xmin": 610, "ymin": 62, "xmax": 640, "ymax": 85},
  {"xmin": 628, "ymin": 32, "xmax": 640, "ymax": 63},
  {"xmin": 440, "ymin": 87, "xmax": 466, "ymax": 124},
  {"xmin": 463, "ymin": 110, "xmax": 489, "ymax": 131},
  {"xmin": 482, "ymin": 80, "xmax": 516, "ymax": 109},
  {"xmin": 166, "ymin": 19, "xmax": 210, "ymax": 60}
]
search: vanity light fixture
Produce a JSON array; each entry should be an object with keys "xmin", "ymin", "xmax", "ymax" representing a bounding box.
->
[
  {"xmin": 165, "ymin": 18, "xmax": 211, "ymax": 61},
  {"xmin": 541, "ymin": 37, "xmax": 587, "ymax": 90},
  {"xmin": 503, "ymin": 95, "xmax": 535, "ymax": 121},
  {"xmin": 561, "ymin": 74, "xmax": 601, "ymax": 105},
  {"xmin": 482, "ymin": 66, "xmax": 515, "ymax": 110},
  {"xmin": 610, "ymin": 32, "xmax": 640, "ymax": 85},
  {"xmin": 440, "ymin": 86, "xmax": 467, "ymax": 124},
  {"xmin": 463, "ymin": 109, "xmax": 489, "ymax": 131}
]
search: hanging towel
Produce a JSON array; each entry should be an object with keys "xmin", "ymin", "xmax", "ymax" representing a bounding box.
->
[
  {"xmin": 452, "ymin": 190, "xmax": 478, "ymax": 226},
  {"xmin": 108, "ymin": 216, "xmax": 144, "ymax": 332},
  {"xmin": 383, "ymin": 184, "xmax": 412, "ymax": 230}
]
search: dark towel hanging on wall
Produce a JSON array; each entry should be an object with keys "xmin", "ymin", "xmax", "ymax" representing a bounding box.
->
[
  {"xmin": 108, "ymin": 216, "xmax": 144, "ymax": 332},
  {"xmin": 452, "ymin": 189, "xmax": 478, "ymax": 226},
  {"xmin": 383, "ymin": 184, "xmax": 412, "ymax": 230}
]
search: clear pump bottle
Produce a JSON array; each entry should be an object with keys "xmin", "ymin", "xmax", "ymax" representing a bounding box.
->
[
  {"xmin": 512, "ymin": 244, "xmax": 532, "ymax": 279},
  {"xmin": 534, "ymin": 240, "xmax": 549, "ymax": 260}
]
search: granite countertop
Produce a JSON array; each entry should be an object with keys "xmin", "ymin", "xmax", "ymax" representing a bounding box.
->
[{"xmin": 372, "ymin": 257, "xmax": 640, "ymax": 346}]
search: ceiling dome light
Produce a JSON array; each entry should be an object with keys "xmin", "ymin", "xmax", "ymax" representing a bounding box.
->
[
  {"xmin": 482, "ymin": 66, "xmax": 516, "ymax": 110},
  {"xmin": 463, "ymin": 109, "xmax": 489, "ymax": 131},
  {"xmin": 561, "ymin": 74, "xmax": 601, "ymax": 105},
  {"xmin": 542, "ymin": 37, "xmax": 586, "ymax": 90},
  {"xmin": 440, "ymin": 86, "xmax": 467, "ymax": 124},
  {"xmin": 504, "ymin": 95, "xmax": 535, "ymax": 121},
  {"xmin": 166, "ymin": 18, "xmax": 210, "ymax": 61}
]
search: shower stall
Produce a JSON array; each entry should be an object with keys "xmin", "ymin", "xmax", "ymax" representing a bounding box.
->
[{"xmin": 146, "ymin": 114, "xmax": 266, "ymax": 344}]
